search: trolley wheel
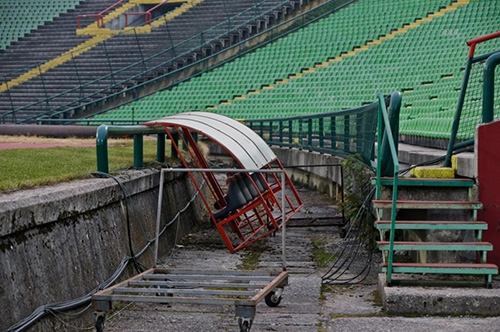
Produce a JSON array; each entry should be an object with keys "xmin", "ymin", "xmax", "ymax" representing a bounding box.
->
[
  {"xmin": 238, "ymin": 317, "xmax": 253, "ymax": 332},
  {"xmin": 265, "ymin": 291, "xmax": 282, "ymax": 307},
  {"xmin": 95, "ymin": 315, "xmax": 105, "ymax": 332}
]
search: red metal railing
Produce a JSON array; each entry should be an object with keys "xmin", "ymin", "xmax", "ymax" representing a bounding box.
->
[
  {"xmin": 467, "ymin": 30, "xmax": 500, "ymax": 58},
  {"xmin": 76, "ymin": 0, "xmax": 125, "ymax": 29},
  {"xmin": 124, "ymin": 1, "xmax": 167, "ymax": 27}
]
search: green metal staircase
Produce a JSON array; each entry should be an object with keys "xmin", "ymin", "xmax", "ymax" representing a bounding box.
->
[
  {"xmin": 373, "ymin": 94, "xmax": 497, "ymax": 288},
  {"xmin": 372, "ymin": 176, "xmax": 498, "ymax": 288}
]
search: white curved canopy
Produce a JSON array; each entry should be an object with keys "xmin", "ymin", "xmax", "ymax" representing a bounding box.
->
[{"xmin": 146, "ymin": 112, "xmax": 276, "ymax": 170}]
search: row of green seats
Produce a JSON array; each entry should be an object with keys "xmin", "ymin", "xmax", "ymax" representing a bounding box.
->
[{"xmin": 0, "ymin": 0, "xmax": 80, "ymax": 50}]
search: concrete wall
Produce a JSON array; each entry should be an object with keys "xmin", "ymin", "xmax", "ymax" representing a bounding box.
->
[
  {"xmin": 0, "ymin": 169, "xmax": 205, "ymax": 331},
  {"xmin": 272, "ymin": 147, "xmax": 348, "ymax": 199}
]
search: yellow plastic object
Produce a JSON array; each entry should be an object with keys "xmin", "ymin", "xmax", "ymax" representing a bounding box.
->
[{"xmin": 410, "ymin": 166, "xmax": 455, "ymax": 178}]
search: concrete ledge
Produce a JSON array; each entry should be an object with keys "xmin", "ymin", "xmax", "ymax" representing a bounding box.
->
[
  {"xmin": 398, "ymin": 143, "xmax": 475, "ymax": 179},
  {"xmin": 0, "ymin": 168, "xmax": 173, "ymax": 236},
  {"xmin": 379, "ymin": 274, "xmax": 500, "ymax": 316}
]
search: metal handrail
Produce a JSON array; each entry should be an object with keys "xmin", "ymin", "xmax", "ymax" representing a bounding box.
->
[
  {"xmin": 375, "ymin": 93, "xmax": 400, "ymax": 285},
  {"xmin": 482, "ymin": 51, "xmax": 500, "ymax": 123},
  {"xmin": 34, "ymin": 0, "xmax": 353, "ymax": 124},
  {"xmin": 245, "ymin": 95, "xmax": 381, "ymax": 166},
  {"xmin": 125, "ymin": 1, "xmax": 167, "ymax": 27},
  {"xmin": 96, "ymin": 124, "xmax": 167, "ymax": 173},
  {"xmin": 77, "ymin": 14, "xmax": 104, "ymax": 29},
  {"xmin": 77, "ymin": 0, "xmax": 125, "ymax": 29},
  {"xmin": 444, "ymin": 29, "xmax": 500, "ymax": 167},
  {"xmin": 1, "ymin": 0, "xmax": 298, "ymax": 123}
]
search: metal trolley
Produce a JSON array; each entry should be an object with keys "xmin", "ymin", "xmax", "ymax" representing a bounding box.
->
[{"xmin": 92, "ymin": 268, "xmax": 288, "ymax": 332}]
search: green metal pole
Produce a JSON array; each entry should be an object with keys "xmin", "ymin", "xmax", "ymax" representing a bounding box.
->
[
  {"xmin": 444, "ymin": 57, "xmax": 474, "ymax": 167},
  {"xmin": 376, "ymin": 99, "xmax": 383, "ymax": 200},
  {"xmin": 157, "ymin": 133, "xmax": 165, "ymax": 163},
  {"xmin": 331, "ymin": 116, "xmax": 336, "ymax": 150},
  {"xmin": 307, "ymin": 118, "xmax": 312, "ymax": 147},
  {"xmin": 279, "ymin": 121, "xmax": 283, "ymax": 144},
  {"xmin": 134, "ymin": 134, "xmax": 143, "ymax": 168},
  {"xmin": 269, "ymin": 121, "xmax": 274, "ymax": 143},
  {"xmin": 380, "ymin": 92, "xmax": 401, "ymax": 176},
  {"xmin": 482, "ymin": 52, "xmax": 500, "ymax": 123},
  {"xmin": 387, "ymin": 170, "xmax": 399, "ymax": 285},
  {"xmin": 343, "ymin": 115, "xmax": 350, "ymax": 152},
  {"xmin": 319, "ymin": 118, "xmax": 324, "ymax": 148},
  {"xmin": 298, "ymin": 119, "xmax": 303, "ymax": 148},
  {"xmin": 171, "ymin": 133, "xmax": 179, "ymax": 158},
  {"xmin": 96, "ymin": 125, "xmax": 109, "ymax": 174}
]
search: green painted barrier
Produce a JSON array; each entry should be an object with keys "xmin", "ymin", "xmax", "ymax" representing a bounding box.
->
[{"xmin": 96, "ymin": 124, "xmax": 168, "ymax": 174}]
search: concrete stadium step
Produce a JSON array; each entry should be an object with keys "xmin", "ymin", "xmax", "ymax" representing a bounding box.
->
[
  {"xmin": 372, "ymin": 200, "xmax": 483, "ymax": 210},
  {"xmin": 375, "ymin": 220, "xmax": 488, "ymax": 230},
  {"xmin": 377, "ymin": 241, "xmax": 493, "ymax": 251}
]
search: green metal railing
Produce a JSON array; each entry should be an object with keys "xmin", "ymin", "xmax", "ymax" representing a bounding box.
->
[
  {"xmin": 444, "ymin": 31, "xmax": 500, "ymax": 167},
  {"xmin": 245, "ymin": 99, "xmax": 381, "ymax": 167},
  {"xmin": 1, "ymin": 0, "xmax": 354, "ymax": 125},
  {"xmin": 375, "ymin": 93, "xmax": 400, "ymax": 285},
  {"xmin": 96, "ymin": 124, "xmax": 169, "ymax": 173}
]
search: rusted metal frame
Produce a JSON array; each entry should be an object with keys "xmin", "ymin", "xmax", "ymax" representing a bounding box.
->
[
  {"xmin": 96, "ymin": 293, "xmax": 257, "ymax": 306},
  {"xmin": 156, "ymin": 136, "xmax": 242, "ymax": 250},
  {"xmin": 93, "ymin": 268, "xmax": 153, "ymax": 300},
  {"xmin": 240, "ymin": 210, "xmax": 257, "ymax": 234},
  {"xmin": 250, "ymin": 271, "xmax": 288, "ymax": 302},
  {"xmin": 128, "ymin": 281, "xmax": 268, "ymax": 289},
  {"xmin": 175, "ymin": 128, "xmax": 229, "ymax": 222},
  {"xmin": 182, "ymin": 127, "xmax": 224, "ymax": 202},
  {"xmin": 112, "ymin": 287, "xmax": 255, "ymax": 297},
  {"xmin": 273, "ymin": 159, "xmax": 303, "ymax": 212},
  {"xmin": 218, "ymin": 200, "xmax": 276, "ymax": 241},
  {"xmin": 76, "ymin": 14, "xmax": 104, "ymax": 29},
  {"xmin": 164, "ymin": 128, "xmax": 218, "ymax": 224}
]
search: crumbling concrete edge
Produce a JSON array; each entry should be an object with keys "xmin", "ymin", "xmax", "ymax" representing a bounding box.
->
[{"xmin": 378, "ymin": 273, "xmax": 500, "ymax": 316}]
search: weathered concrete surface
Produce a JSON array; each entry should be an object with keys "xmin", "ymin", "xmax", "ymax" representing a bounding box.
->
[
  {"xmin": 272, "ymin": 147, "xmax": 349, "ymax": 199},
  {"xmin": 398, "ymin": 143, "xmax": 474, "ymax": 178},
  {"xmin": 328, "ymin": 317, "xmax": 500, "ymax": 332},
  {"xmin": 103, "ymin": 185, "xmax": 500, "ymax": 332},
  {"xmin": 0, "ymin": 169, "xmax": 205, "ymax": 331},
  {"xmin": 379, "ymin": 274, "xmax": 500, "ymax": 316}
]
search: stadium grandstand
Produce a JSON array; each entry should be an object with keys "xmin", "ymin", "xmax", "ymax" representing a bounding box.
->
[
  {"xmin": 0, "ymin": 0, "xmax": 316, "ymax": 123},
  {"xmin": 90, "ymin": 0, "xmax": 500, "ymax": 144}
]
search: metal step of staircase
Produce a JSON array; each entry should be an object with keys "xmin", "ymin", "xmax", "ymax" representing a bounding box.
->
[
  {"xmin": 380, "ymin": 262, "xmax": 498, "ymax": 275},
  {"xmin": 373, "ymin": 200, "xmax": 482, "ymax": 210},
  {"xmin": 371, "ymin": 177, "xmax": 474, "ymax": 187},
  {"xmin": 375, "ymin": 220, "xmax": 487, "ymax": 230},
  {"xmin": 377, "ymin": 241, "xmax": 493, "ymax": 251},
  {"xmin": 372, "ymin": 174, "xmax": 498, "ymax": 287}
]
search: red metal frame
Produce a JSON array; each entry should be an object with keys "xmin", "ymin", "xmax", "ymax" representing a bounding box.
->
[
  {"xmin": 467, "ymin": 30, "xmax": 500, "ymax": 58},
  {"xmin": 77, "ymin": 0, "xmax": 125, "ymax": 29},
  {"xmin": 477, "ymin": 121, "xmax": 500, "ymax": 267},
  {"xmin": 159, "ymin": 124, "xmax": 302, "ymax": 253},
  {"xmin": 124, "ymin": 2, "xmax": 167, "ymax": 27}
]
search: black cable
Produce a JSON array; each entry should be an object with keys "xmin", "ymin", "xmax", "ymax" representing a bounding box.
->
[
  {"xmin": 321, "ymin": 187, "xmax": 376, "ymax": 285},
  {"xmin": 6, "ymin": 174, "xmax": 203, "ymax": 332},
  {"xmin": 92, "ymin": 171, "xmax": 143, "ymax": 274}
]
